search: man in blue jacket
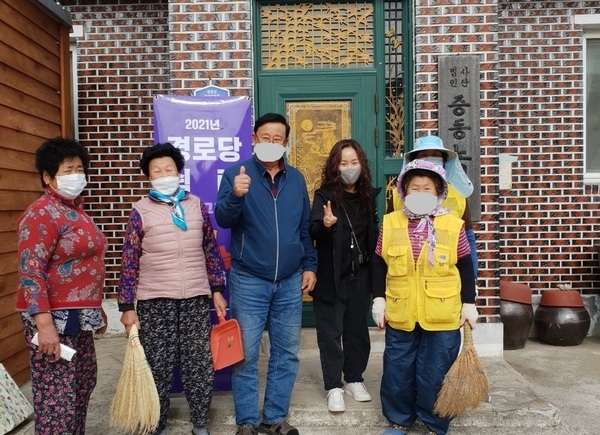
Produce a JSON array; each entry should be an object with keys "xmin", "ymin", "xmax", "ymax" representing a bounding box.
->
[{"xmin": 215, "ymin": 113, "xmax": 318, "ymax": 435}]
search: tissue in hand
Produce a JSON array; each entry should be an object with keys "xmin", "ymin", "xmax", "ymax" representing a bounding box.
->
[{"xmin": 31, "ymin": 333, "xmax": 76, "ymax": 361}]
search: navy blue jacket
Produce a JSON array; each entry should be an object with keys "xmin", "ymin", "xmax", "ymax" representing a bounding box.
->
[{"xmin": 215, "ymin": 155, "xmax": 317, "ymax": 282}]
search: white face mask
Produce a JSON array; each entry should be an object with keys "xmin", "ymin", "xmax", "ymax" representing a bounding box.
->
[
  {"xmin": 54, "ymin": 173, "xmax": 87, "ymax": 200},
  {"xmin": 151, "ymin": 176, "xmax": 181, "ymax": 196},
  {"xmin": 340, "ymin": 166, "xmax": 361, "ymax": 185},
  {"xmin": 254, "ymin": 142, "xmax": 286, "ymax": 162},
  {"xmin": 404, "ymin": 192, "xmax": 439, "ymax": 215},
  {"xmin": 421, "ymin": 156, "xmax": 445, "ymax": 167}
]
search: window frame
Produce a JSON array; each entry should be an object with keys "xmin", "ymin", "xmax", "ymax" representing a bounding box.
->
[{"xmin": 575, "ymin": 15, "xmax": 600, "ymax": 184}]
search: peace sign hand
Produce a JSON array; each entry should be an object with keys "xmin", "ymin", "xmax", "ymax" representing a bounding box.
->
[{"xmin": 323, "ymin": 201, "xmax": 338, "ymax": 229}]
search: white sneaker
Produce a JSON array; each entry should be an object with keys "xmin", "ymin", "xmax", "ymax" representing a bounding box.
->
[
  {"xmin": 326, "ymin": 387, "xmax": 346, "ymax": 412},
  {"xmin": 344, "ymin": 382, "xmax": 372, "ymax": 402}
]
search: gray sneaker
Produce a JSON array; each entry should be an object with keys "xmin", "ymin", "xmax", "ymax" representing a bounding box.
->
[
  {"xmin": 236, "ymin": 424, "xmax": 258, "ymax": 435},
  {"xmin": 258, "ymin": 420, "xmax": 299, "ymax": 435}
]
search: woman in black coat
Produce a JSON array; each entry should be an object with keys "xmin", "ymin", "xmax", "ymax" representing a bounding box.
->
[{"xmin": 309, "ymin": 139, "xmax": 381, "ymax": 413}]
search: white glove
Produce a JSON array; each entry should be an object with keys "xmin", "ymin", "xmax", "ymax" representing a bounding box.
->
[
  {"xmin": 460, "ymin": 303, "xmax": 478, "ymax": 329},
  {"xmin": 372, "ymin": 297, "xmax": 386, "ymax": 329}
]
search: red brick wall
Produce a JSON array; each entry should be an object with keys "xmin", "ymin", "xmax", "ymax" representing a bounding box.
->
[
  {"xmin": 168, "ymin": 0, "xmax": 252, "ymax": 94},
  {"xmin": 497, "ymin": 0, "xmax": 600, "ymax": 298},
  {"xmin": 60, "ymin": 1, "xmax": 171, "ymax": 297},
  {"xmin": 414, "ymin": 0, "xmax": 600, "ymax": 321}
]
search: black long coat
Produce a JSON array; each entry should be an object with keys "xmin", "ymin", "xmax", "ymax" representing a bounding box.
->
[{"xmin": 309, "ymin": 186, "xmax": 381, "ymax": 303}]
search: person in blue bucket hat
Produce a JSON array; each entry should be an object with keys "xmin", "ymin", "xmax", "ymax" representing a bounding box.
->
[
  {"xmin": 391, "ymin": 135, "xmax": 478, "ymax": 280},
  {"xmin": 372, "ymin": 159, "xmax": 478, "ymax": 435}
]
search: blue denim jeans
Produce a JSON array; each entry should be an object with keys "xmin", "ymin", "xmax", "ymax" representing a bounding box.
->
[
  {"xmin": 229, "ymin": 267, "xmax": 303, "ymax": 426},
  {"xmin": 381, "ymin": 324, "xmax": 460, "ymax": 435}
]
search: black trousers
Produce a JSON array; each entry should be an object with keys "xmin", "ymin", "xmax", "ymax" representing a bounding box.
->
[
  {"xmin": 137, "ymin": 296, "xmax": 214, "ymax": 434},
  {"xmin": 313, "ymin": 266, "xmax": 372, "ymax": 391}
]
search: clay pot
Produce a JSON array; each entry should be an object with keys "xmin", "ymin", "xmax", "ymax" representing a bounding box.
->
[
  {"xmin": 534, "ymin": 290, "xmax": 590, "ymax": 346},
  {"xmin": 499, "ymin": 281, "xmax": 533, "ymax": 350}
]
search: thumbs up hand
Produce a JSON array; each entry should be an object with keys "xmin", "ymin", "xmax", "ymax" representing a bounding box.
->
[{"xmin": 234, "ymin": 165, "xmax": 251, "ymax": 197}]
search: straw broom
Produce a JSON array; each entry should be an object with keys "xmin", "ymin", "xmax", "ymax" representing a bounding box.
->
[
  {"xmin": 110, "ymin": 324, "xmax": 160, "ymax": 435},
  {"xmin": 434, "ymin": 325, "xmax": 489, "ymax": 418}
]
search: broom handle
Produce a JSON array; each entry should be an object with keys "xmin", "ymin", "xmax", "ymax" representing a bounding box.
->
[
  {"xmin": 463, "ymin": 324, "xmax": 474, "ymax": 351},
  {"xmin": 463, "ymin": 322, "xmax": 473, "ymax": 351}
]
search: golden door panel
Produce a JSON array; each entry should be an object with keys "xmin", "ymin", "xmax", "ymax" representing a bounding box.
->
[{"xmin": 286, "ymin": 101, "xmax": 352, "ymax": 201}]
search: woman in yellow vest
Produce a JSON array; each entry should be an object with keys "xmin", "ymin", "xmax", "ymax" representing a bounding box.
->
[
  {"xmin": 391, "ymin": 135, "xmax": 478, "ymax": 279},
  {"xmin": 371, "ymin": 159, "xmax": 478, "ymax": 435}
]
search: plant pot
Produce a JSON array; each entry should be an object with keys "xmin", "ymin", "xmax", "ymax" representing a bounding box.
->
[
  {"xmin": 534, "ymin": 290, "xmax": 590, "ymax": 346},
  {"xmin": 499, "ymin": 281, "xmax": 533, "ymax": 350}
]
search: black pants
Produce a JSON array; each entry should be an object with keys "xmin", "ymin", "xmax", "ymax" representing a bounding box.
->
[
  {"xmin": 313, "ymin": 266, "xmax": 371, "ymax": 391},
  {"xmin": 137, "ymin": 296, "xmax": 214, "ymax": 434}
]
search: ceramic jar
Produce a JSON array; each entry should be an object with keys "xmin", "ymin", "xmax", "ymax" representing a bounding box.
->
[
  {"xmin": 499, "ymin": 281, "xmax": 533, "ymax": 350},
  {"xmin": 534, "ymin": 290, "xmax": 590, "ymax": 346}
]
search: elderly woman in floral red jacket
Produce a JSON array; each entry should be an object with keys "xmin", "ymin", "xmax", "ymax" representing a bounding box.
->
[{"xmin": 16, "ymin": 137, "xmax": 108, "ymax": 434}]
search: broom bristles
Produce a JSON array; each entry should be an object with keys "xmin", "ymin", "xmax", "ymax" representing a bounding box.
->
[
  {"xmin": 110, "ymin": 325, "xmax": 161, "ymax": 435},
  {"xmin": 434, "ymin": 326, "xmax": 489, "ymax": 419}
]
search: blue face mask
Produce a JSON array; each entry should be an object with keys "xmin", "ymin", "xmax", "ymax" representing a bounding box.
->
[{"xmin": 421, "ymin": 156, "xmax": 445, "ymax": 167}]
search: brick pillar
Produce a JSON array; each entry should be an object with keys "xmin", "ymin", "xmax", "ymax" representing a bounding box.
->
[{"xmin": 168, "ymin": 0, "xmax": 253, "ymax": 95}]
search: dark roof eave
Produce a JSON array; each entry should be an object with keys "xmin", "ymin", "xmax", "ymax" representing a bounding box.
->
[{"xmin": 35, "ymin": 0, "xmax": 72, "ymax": 29}]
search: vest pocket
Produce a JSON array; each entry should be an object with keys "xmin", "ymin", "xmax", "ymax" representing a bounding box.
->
[
  {"xmin": 386, "ymin": 245, "xmax": 409, "ymax": 277},
  {"xmin": 423, "ymin": 279, "xmax": 460, "ymax": 323},
  {"xmin": 432, "ymin": 246, "xmax": 451, "ymax": 276},
  {"xmin": 385, "ymin": 278, "xmax": 410, "ymax": 323}
]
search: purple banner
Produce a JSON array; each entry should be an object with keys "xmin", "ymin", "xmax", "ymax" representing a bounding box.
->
[
  {"xmin": 153, "ymin": 95, "xmax": 253, "ymax": 390},
  {"xmin": 154, "ymin": 95, "xmax": 253, "ymax": 229}
]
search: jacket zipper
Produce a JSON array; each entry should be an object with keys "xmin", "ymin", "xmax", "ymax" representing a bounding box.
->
[
  {"xmin": 272, "ymin": 170, "xmax": 285, "ymax": 283},
  {"xmin": 176, "ymin": 227, "xmax": 185, "ymax": 298},
  {"xmin": 273, "ymin": 193, "xmax": 279, "ymax": 283}
]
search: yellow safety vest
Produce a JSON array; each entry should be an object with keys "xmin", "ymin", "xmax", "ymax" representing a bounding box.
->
[
  {"xmin": 380, "ymin": 211, "xmax": 463, "ymax": 331},
  {"xmin": 393, "ymin": 183, "xmax": 466, "ymax": 218}
]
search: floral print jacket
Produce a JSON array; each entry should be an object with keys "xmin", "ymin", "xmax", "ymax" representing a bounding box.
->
[{"xmin": 16, "ymin": 189, "xmax": 107, "ymax": 314}]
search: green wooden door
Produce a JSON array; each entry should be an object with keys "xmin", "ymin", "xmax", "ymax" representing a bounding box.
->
[{"xmin": 256, "ymin": 73, "xmax": 378, "ymax": 327}]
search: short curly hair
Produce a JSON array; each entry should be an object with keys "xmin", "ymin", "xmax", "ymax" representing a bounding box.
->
[
  {"xmin": 140, "ymin": 143, "xmax": 185, "ymax": 177},
  {"xmin": 35, "ymin": 137, "xmax": 90, "ymax": 188}
]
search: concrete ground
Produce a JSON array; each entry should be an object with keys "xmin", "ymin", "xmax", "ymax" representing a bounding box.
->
[{"xmin": 9, "ymin": 334, "xmax": 600, "ymax": 435}]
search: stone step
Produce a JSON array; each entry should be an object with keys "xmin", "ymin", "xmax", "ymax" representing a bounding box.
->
[
  {"xmin": 167, "ymin": 354, "xmax": 559, "ymax": 434},
  {"xmin": 13, "ymin": 335, "xmax": 560, "ymax": 435}
]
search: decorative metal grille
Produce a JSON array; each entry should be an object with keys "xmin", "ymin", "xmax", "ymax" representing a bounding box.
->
[
  {"xmin": 384, "ymin": 1, "xmax": 404, "ymax": 158},
  {"xmin": 260, "ymin": 2, "xmax": 374, "ymax": 69}
]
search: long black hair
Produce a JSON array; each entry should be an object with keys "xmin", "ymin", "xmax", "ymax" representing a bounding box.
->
[{"xmin": 320, "ymin": 139, "xmax": 373, "ymax": 213}]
